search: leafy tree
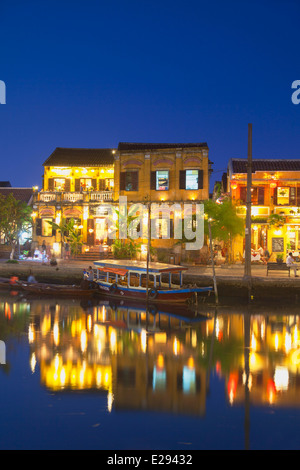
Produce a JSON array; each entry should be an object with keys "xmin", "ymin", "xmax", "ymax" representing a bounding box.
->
[
  {"xmin": 267, "ymin": 213, "xmax": 285, "ymax": 228},
  {"xmin": 110, "ymin": 207, "xmax": 142, "ymax": 259},
  {"xmin": 204, "ymin": 199, "xmax": 244, "ymax": 262},
  {"xmin": 47, "ymin": 218, "xmax": 83, "ymax": 257},
  {"xmin": 0, "ymin": 193, "xmax": 32, "ymax": 260}
]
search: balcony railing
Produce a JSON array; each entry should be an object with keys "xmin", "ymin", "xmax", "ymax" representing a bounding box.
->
[
  {"xmin": 63, "ymin": 192, "xmax": 84, "ymax": 202},
  {"xmin": 34, "ymin": 190, "xmax": 114, "ymax": 204},
  {"xmin": 89, "ymin": 191, "xmax": 113, "ymax": 202},
  {"xmin": 39, "ymin": 192, "xmax": 58, "ymax": 202}
]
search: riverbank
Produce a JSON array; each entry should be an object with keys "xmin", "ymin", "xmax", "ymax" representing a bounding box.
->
[{"xmin": 0, "ymin": 258, "xmax": 300, "ymax": 302}]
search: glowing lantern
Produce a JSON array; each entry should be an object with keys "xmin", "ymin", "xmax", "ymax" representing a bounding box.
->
[
  {"xmin": 231, "ymin": 182, "xmax": 237, "ymax": 190},
  {"xmin": 270, "ymin": 182, "xmax": 277, "ymax": 189}
]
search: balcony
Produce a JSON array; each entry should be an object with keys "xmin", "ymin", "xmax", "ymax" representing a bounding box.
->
[
  {"xmin": 33, "ymin": 190, "xmax": 113, "ymax": 204},
  {"xmin": 63, "ymin": 192, "xmax": 84, "ymax": 202},
  {"xmin": 89, "ymin": 191, "xmax": 113, "ymax": 202},
  {"xmin": 39, "ymin": 192, "xmax": 58, "ymax": 202}
]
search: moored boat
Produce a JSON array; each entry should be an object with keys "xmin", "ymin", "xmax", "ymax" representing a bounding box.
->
[
  {"xmin": 93, "ymin": 259, "xmax": 213, "ymax": 303},
  {"xmin": 20, "ymin": 281, "xmax": 95, "ymax": 297}
]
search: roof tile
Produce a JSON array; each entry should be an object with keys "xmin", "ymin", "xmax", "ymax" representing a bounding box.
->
[{"xmin": 43, "ymin": 148, "xmax": 115, "ymax": 167}]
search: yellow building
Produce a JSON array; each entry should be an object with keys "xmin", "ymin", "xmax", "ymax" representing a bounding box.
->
[
  {"xmin": 227, "ymin": 158, "xmax": 300, "ymax": 261},
  {"xmin": 32, "ymin": 147, "xmax": 116, "ymax": 256},
  {"xmin": 32, "ymin": 143, "xmax": 211, "ymax": 260}
]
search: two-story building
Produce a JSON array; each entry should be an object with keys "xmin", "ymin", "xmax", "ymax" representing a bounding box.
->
[
  {"xmin": 32, "ymin": 142, "xmax": 212, "ymax": 260},
  {"xmin": 227, "ymin": 158, "xmax": 300, "ymax": 261},
  {"xmin": 32, "ymin": 147, "xmax": 116, "ymax": 255}
]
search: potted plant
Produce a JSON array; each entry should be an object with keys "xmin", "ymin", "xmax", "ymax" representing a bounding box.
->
[{"xmin": 276, "ymin": 253, "xmax": 284, "ymax": 264}]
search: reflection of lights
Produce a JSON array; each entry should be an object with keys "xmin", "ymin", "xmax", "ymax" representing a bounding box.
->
[
  {"xmin": 28, "ymin": 324, "xmax": 35, "ymax": 343},
  {"xmin": 228, "ymin": 373, "xmax": 238, "ymax": 405},
  {"xmin": 285, "ymin": 332, "xmax": 292, "ymax": 353},
  {"xmin": 110, "ymin": 328, "xmax": 117, "ymax": 353},
  {"xmin": 191, "ymin": 330, "xmax": 197, "ymax": 348},
  {"xmin": 294, "ymin": 326, "xmax": 298, "ymax": 346},
  {"xmin": 267, "ymin": 379, "xmax": 276, "ymax": 404},
  {"xmin": 41, "ymin": 314, "xmax": 51, "ymax": 336},
  {"xmin": 250, "ymin": 352, "xmax": 257, "ymax": 369},
  {"xmin": 60, "ymin": 367, "xmax": 66, "ymax": 387},
  {"xmin": 102, "ymin": 305, "xmax": 106, "ymax": 322},
  {"xmin": 30, "ymin": 353, "xmax": 37, "ymax": 373},
  {"xmin": 107, "ymin": 392, "xmax": 114, "ymax": 412},
  {"xmin": 274, "ymin": 333, "xmax": 279, "ymax": 351},
  {"xmin": 187, "ymin": 357, "xmax": 195, "ymax": 369},
  {"xmin": 87, "ymin": 315, "xmax": 92, "ymax": 332},
  {"xmin": 53, "ymin": 322, "xmax": 59, "ymax": 346},
  {"xmin": 261, "ymin": 321, "xmax": 265, "ymax": 340},
  {"xmin": 173, "ymin": 337, "xmax": 179, "ymax": 356},
  {"xmin": 141, "ymin": 329, "xmax": 147, "ymax": 353},
  {"xmin": 157, "ymin": 354, "xmax": 164, "ymax": 369},
  {"xmin": 274, "ymin": 366, "xmax": 289, "ymax": 391},
  {"xmin": 96, "ymin": 369, "xmax": 102, "ymax": 387},
  {"xmin": 291, "ymin": 348, "xmax": 300, "ymax": 365},
  {"xmin": 81, "ymin": 330, "xmax": 87, "ymax": 353},
  {"xmin": 251, "ymin": 332, "xmax": 257, "ymax": 351}
]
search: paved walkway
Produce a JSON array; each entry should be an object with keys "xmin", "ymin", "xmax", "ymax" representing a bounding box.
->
[{"xmin": 0, "ymin": 258, "xmax": 293, "ymax": 279}]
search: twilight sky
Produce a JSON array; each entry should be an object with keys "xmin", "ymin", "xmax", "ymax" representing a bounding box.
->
[{"xmin": 0, "ymin": 0, "xmax": 299, "ymax": 191}]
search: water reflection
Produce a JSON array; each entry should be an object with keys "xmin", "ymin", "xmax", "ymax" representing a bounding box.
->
[{"xmin": 2, "ymin": 293, "xmax": 300, "ymax": 417}]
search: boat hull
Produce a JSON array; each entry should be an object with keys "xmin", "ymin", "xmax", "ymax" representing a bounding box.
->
[
  {"xmin": 21, "ymin": 282, "xmax": 95, "ymax": 297},
  {"xmin": 96, "ymin": 282, "xmax": 211, "ymax": 303}
]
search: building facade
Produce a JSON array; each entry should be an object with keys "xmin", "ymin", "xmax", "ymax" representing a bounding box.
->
[
  {"xmin": 32, "ymin": 143, "xmax": 212, "ymax": 260},
  {"xmin": 227, "ymin": 158, "xmax": 300, "ymax": 261}
]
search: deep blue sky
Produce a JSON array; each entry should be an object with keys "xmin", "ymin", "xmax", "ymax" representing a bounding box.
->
[{"xmin": 0, "ymin": 0, "xmax": 299, "ymax": 190}]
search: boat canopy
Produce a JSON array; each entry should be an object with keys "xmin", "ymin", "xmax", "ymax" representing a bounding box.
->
[
  {"xmin": 94, "ymin": 259, "xmax": 187, "ymax": 274},
  {"xmin": 97, "ymin": 266, "xmax": 128, "ymax": 276}
]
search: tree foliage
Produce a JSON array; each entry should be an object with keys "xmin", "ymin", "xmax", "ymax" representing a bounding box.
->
[
  {"xmin": 47, "ymin": 218, "xmax": 83, "ymax": 255},
  {"xmin": 0, "ymin": 193, "xmax": 32, "ymax": 259},
  {"xmin": 204, "ymin": 199, "xmax": 245, "ymax": 242}
]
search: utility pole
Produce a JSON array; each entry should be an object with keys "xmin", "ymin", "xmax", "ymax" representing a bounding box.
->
[
  {"xmin": 208, "ymin": 218, "xmax": 219, "ymax": 304},
  {"xmin": 145, "ymin": 197, "xmax": 151, "ymax": 304},
  {"xmin": 244, "ymin": 123, "xmax": 252, "ymax": 283}
]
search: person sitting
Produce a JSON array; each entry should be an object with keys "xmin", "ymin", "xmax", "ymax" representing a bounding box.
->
[
  {"xmin": 27, "ymin": 271, "xmax": 37, "ymax": 283},
  {"xmin": 263, "ymin": 246, "xmax": 270, "ymax": 264},
  {"xmin": 286, "ymin": 252, "xmax": 298, "ymax": 277}
]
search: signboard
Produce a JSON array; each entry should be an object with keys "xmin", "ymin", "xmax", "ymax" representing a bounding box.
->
[{"xmin": 272, "ymin": 237, "xmax": 284, "ymax": 252}]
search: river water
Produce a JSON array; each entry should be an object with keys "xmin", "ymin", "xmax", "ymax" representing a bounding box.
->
[{"xmin": 1, "ymin": 290, "xmax": 300, "ymax": 450}]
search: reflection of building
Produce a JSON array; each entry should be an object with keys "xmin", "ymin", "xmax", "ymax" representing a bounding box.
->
[
  {"xmin": 31, "ymin": 143, "xmax": 212, "ymax": 260},
  {"xmin": 227, "ymin": 158, "xmax": 300, "ymax": 261},
  {"xmin": 27, "ymin": 300, "xmax": 207, "ymax": 415}
]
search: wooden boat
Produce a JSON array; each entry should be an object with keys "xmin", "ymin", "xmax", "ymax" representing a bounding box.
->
[
  {"xmin": 20, "ymin": 281, "xmax": 95, "ymax": 298},
  {"xmin": 0, "ymin": 277, "xmax": 24, "ymax": 290},
  {"xmin": 93, "ymin": 259, "xmax": 213, "ymax": 303}
]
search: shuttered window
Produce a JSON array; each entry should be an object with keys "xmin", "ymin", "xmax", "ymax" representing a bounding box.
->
[
  {"xmin": 120, "ymin": 171, "xmax": 139, "ymax": 191},
  {"xmin": 239, "ymin": 186, "xmax": 247, "ymax": 203},
  {"xmin": 179, "ymin": 170, "xmax": 203, "ymax": 190},
  {"xmin": 48, "ymin": 178, "xmax": 54, "ymax": 191}
]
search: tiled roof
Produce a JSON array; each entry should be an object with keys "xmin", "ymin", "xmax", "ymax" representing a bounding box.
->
[
  {"xmin": 118, "ymin": 142, "xmax": 208, "ymax": 151},
  {"xmin": 43, "ymin": 148, "xmax": 115, "ymax": 167},
  {"xmin": 230, "ymin": 158, "xmax": 300, "ymax": 173},
  {"xmin": 0, "ymin": 188, "xmax": 33, "ymax": 204}
]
